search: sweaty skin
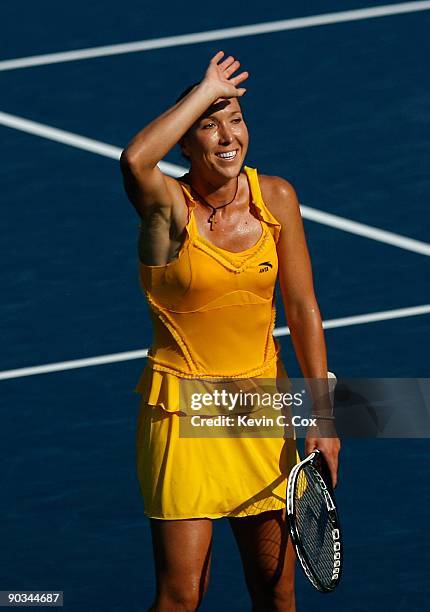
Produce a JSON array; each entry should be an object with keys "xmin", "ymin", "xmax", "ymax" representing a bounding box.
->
[{"xmin": 121, "ymin": 50, "xmax": 340, "ymax": 612}]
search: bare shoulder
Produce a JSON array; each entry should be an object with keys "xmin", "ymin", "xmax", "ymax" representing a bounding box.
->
[{"xmin": 258, "ymin": 174, "xmax": 301, "ymax": 226}]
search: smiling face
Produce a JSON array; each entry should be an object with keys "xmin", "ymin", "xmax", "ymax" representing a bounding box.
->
[{"xmin": 179, "ymin": 97, "xmax": 249, "ymax": 180}]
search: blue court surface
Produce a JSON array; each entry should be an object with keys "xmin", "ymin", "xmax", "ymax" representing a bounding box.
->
[{"xmin": 1, "ymin": 1, "xmax": 429, "ymax": 610}]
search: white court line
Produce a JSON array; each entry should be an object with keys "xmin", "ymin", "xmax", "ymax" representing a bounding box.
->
[
  {"xmin": 301, "ymin": 205, "xmax": 430, "ymax": 256},
  {"xmin": 0, "ymin": 349, "xmax": 149, "ymax": 381},
  {"xmin": 1, "ymin": 2, "xmax": 430, "ymax": 71},
  {"xmin": 1, "ymin": 304, "xmax": 429, "ymax": 381},
  {"xmin": 273, "ymin": 303, "xmax": 430, "ymax": 336},
  {"xmin": 1, "ymin": 109, "xmax": 429, "ymax": 256},
  {"xmin": 0, "ymin": 111, "xmax": 185, "ymax": 175}
]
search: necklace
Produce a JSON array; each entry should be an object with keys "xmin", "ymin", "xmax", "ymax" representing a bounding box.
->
[{"xmin": 189, "ymin": 177, "xmax": 239, "ymax": 231}]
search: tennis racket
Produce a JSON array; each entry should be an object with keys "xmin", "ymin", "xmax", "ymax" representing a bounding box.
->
[{"xmin": 286, "ymin": 449, "xmax": 342, "ymax": 592}]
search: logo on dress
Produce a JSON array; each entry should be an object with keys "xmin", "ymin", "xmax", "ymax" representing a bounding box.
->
[{"xmin": 258, "ymin": 261, "xmax": 273, "ymax": 273}]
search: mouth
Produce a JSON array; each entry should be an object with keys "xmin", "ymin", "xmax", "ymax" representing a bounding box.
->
[{"xmin": 215, "ymin": 149, "xmax": 239, "ymax": 161}]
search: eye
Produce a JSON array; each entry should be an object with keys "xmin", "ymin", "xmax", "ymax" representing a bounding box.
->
[
  {"xmin": 203, "ymin": 123, "xmax": 215, "ymax": 129},
  {"xmin": 232, "ymin": 117, "xmax": 242, "ymax": 123}
]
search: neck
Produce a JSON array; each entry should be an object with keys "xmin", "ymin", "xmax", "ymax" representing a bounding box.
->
[{"xmin": 187, "ymin": 168, "xmax": 240, "ymax": 205}]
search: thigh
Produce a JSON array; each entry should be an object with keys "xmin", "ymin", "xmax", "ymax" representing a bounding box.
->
[
  {"xmin": 150, "ymin": 518, "xmax": 213, "ymax": 596},
  {"xmin": 228, "ymin": 508, "xmax": 295, "ymax": 591}
]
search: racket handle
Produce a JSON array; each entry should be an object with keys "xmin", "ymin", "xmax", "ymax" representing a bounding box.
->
[{"xmin": 327, "ymin": 371, "xmax": 337, "ymax": 409}]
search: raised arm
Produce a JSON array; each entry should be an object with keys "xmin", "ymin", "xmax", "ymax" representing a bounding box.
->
[{"xmin": 119, "ymin": 51, "xmax": 249, "ymax": 219}]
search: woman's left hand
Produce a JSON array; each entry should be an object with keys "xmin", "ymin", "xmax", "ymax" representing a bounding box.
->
[{"xmin": 305, "ymin": 429, "xmax": 341, "ymax": 488}]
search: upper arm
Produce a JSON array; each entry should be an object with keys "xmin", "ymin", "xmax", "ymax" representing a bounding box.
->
[
  {"xmin": 261, "ymin": 176, "xmax": 317, "ymax": 309},
  {"xmin": 119, "ymin": 151, "xmax": 183, "ymax": 221}
]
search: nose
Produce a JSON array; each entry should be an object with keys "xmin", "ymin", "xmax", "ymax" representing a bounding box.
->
[{"xmin": 218, "ymin": 122, "xmax": 234, "ymax": 144}]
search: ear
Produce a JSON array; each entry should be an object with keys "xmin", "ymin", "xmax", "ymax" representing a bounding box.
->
[{"xmin": 179, "ymin": 135, "xmax": 191, "ymax": 159}]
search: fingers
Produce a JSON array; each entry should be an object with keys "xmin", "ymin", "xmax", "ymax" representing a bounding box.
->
[
  {"xmin": 210, "ymin": 50, "xmax": 225, "ymax": 63},
  {"xmin": 211, "ymin": 51, "xmax": 236, "ymax": 70},
  {"xmin": 325, "ymin": 454, "xmax": 338, "ymax": 489},
  {"xmin": 321, "ymin": 444, "xmax": 340, "ymax": 489},
  {"xmin": 305, "ymin": 436, "xmax": 340, "ymax": 488},
  {"xmin": 205, "ymin": 51, "xmax": 249, "ymax": 97},
  {"xmin": 210, "ymin": 51, "xmax": 249, "ymax": 82},
  {"xmin": 230, "ymin": 71, "xmax": 249, "ymax": 87},
  {"xmin": 224, "ymin": 59, "xmax": 240, "ymax": 77}
]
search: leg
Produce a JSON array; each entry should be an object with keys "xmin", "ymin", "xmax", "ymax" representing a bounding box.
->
[
  {"xmin": 228, "ymin": 508, "xmax": 296, "ymax": 612},
  {"xmin": 148, "ymin": 517, "xmax": 213, "ymax": 611}
]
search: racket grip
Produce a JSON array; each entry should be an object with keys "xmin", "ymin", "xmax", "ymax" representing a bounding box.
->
[{"xmin": 327, "ymin": 371, "xmax": 337, "ymax": 410}]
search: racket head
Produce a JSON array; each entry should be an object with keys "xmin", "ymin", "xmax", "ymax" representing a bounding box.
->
[{"xmin": 286, "ymin": 450, "xmax": 342, "ymax": 592}]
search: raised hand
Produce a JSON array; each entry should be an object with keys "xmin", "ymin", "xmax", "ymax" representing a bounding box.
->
[{"xmin": 201, "ymin": 51, "xmax": 249, "ymax": 101}]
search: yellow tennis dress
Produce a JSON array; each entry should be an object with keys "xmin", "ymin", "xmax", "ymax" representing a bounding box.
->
[{"xmin": 134, "ymin": 165, "xmax": 300, "ymax": 520}]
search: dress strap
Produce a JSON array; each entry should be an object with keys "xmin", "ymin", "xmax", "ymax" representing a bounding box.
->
[
  {"xmin": 177, "ymin": 169, "xmax": 281, "ymax": 243},
  {"xmin": 243, "ymin": 166, "xmax": 282, "ymax": 244},
  {"xmin": 177, "ymin": 181, "xmax": 197, "ymax": 234},
  {"xmin": 178, "ymin": 181, "xmax": 196, "ymax": 209}
]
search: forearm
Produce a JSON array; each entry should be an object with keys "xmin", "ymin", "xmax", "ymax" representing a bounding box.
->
[
  {"xmin": 286, "ymin": 302, "xmax": 332, "ymax": 416},
  {"xmin": 122, "ymin": 82, "xmax": 218, "ymax": 168},
  {"xmin": 287, "ymin": 302, "xmax": 327, "ymax": 377}
]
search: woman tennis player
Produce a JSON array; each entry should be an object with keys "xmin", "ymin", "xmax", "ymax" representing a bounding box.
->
[{"xmin": 120, "ymin": 51, "xmax": 340, "ymax": 611}]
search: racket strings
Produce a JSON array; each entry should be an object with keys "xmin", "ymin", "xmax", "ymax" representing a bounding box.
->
[{"xmin": 295, "ymin": 467, "xmax": 335, "ymax": 587}]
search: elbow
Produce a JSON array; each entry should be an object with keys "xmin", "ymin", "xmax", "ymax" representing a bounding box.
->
[
  {"xmin": 120, "ymin": 147, "xmax": 156, "ymax": 175},
  {"xmin": 120, "ymin": 148, "xmax": 135, "ymax": 172},
  {"xmin": 120, "ymin": 149, "xmax": 143, "ymax": 178}
]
